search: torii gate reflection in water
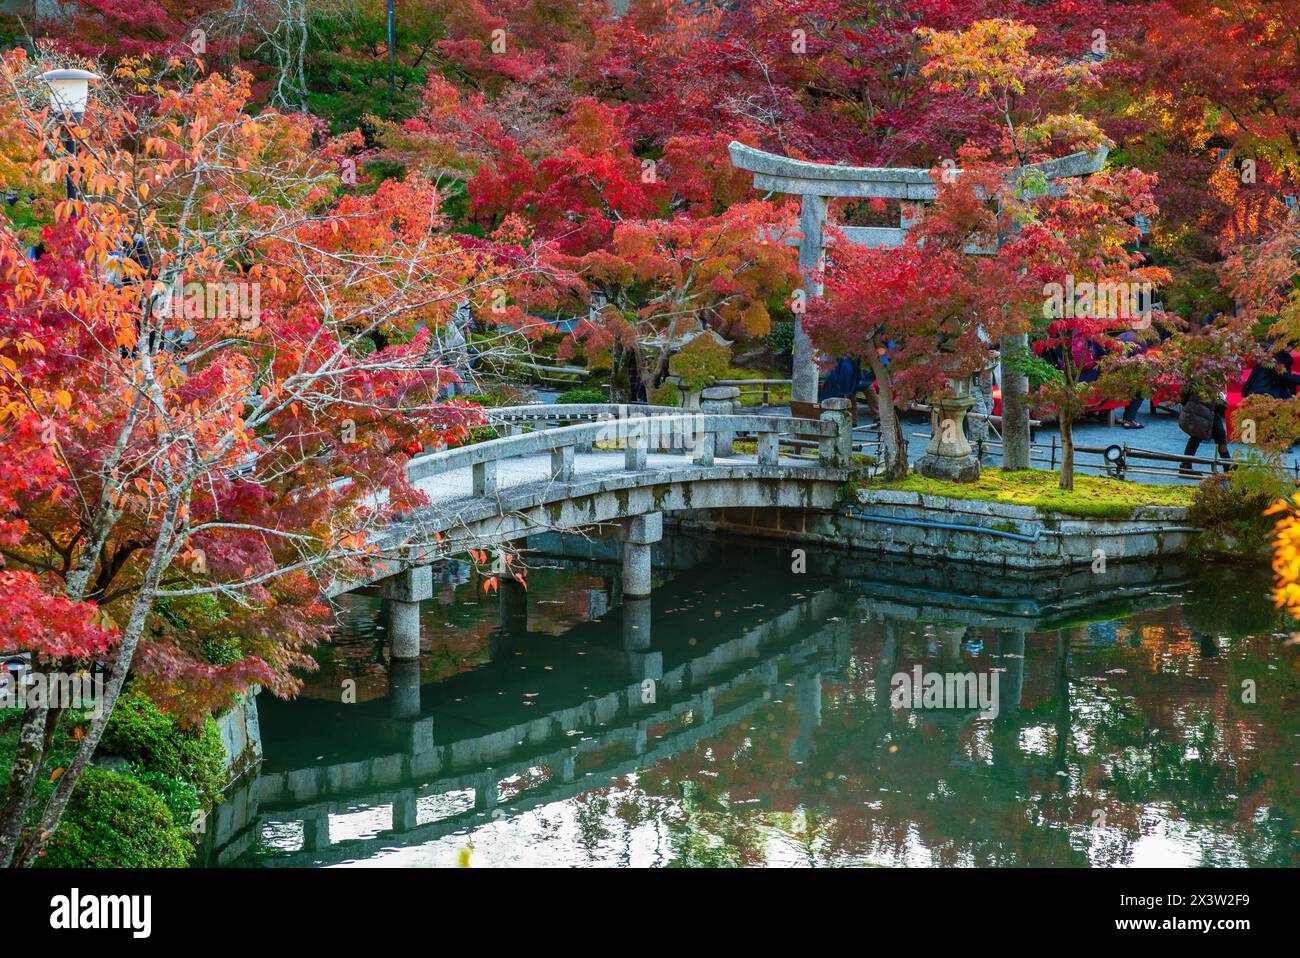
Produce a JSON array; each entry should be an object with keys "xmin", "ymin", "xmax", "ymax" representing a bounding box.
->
[{"xmin": 727, "ymin": 141, "xmax": 1108, "ymax": 468}]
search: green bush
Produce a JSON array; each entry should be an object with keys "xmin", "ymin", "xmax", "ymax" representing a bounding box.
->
[
  {"xmin": 459, "ymin": 388, "xmax": 531, "ymax": 408},
  {"xmin": 1190, "ymin": 458, "xmax": 1291, "ymax": 556},
  {"xmin": 762, "ymin": 320, "xmax": 795, "ymax": 356},
  {"xmin": 650, "ymin": 382, "xmax": 681, "ymax": 407},
  {"xmin": 669, "ymin": 336, "xmax": 732, "ymax": 391},
  {"xmin": 37, "ymin": 769, "xmax": 191, "ymax": 868},
  {"xmin": 555, "ymin": 388, "xmax": 607, "ymax": 404},
  {"xmin": 99, "ymin": 691, "xmax": 226, "ymax": 813}
]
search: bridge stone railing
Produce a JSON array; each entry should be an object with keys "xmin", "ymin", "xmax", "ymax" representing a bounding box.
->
[{"xmin": 408, "ymin": 403, "xmax": 852, "ymax": 500}]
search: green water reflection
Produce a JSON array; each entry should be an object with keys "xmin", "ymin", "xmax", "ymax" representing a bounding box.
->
[{"xmin": 222, "ymin": 539, "xmax": 1300, "ymax": 868}]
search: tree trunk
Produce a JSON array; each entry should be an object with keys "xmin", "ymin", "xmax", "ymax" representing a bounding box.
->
[
  {"xmin": 608, "ymin": 342, "xmax": 631, "ymax": 403},
  {"xmin": 867, "ymin": 352, "xmax": 908, "ymax": 479},
  {"xmin": 999, "ymin": 333, "xmax": 1030, "ymax": 470},
  {"xmin": 15, "ymin": 500, "xmax": 181, "ymax": 867},
  {"xmin": 0, "ymin": 706, "xmax": 50, "ymax": 867},
  {"xmin": 1059, "ymin": 410, "xmax": 1075, "ymax": 490},
  {"xmin": 1058, "ymin": 349, "xmax": 1078, "ymax": 491}
]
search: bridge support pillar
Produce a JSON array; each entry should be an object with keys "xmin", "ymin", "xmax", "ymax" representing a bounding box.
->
[
  {"xmin": 622, "ymin": 596, "xmax": 652, "ymax": 650},
  {"xmin": 789, "ymin": 672, "xmax": 823, "ymax": 764},
  {"xmin": 622, "ymin": 595, "xmax": 662, "ymax": 686},
  {"xmin": 474, "ymin": 772, "xmax": 498, "ymax": 811},
  {"xmin": 556, "ymin": 752, "xmax": 577, "ymax": 784},
  {"xmin": 621, "ymin": 513, "xmax": 661, "ymax": 600},
  {"xmin": 499, "ymin": 575, "xmax": 528, "ymax": 637},
  {"xmin": 392, "ymin": 789, "xmax": 419, "ymax": 832},
  {"xmin": 995, "ymin": 629, "xmax": 1025, "ymax": 716},
  {"xmin": 303, "ymin": 813, "xmax": 330, "ymax": 851},
  {"xmin": 697, "ymin": 692, "xmax": 715, "ymax": 723},
  {"xmin": 389, "ymin": 657, "xmax": 421, "ymax": 720},
  {"xmin": 381, "ymin": 567, "xmax": 432, "ymax": 661}
]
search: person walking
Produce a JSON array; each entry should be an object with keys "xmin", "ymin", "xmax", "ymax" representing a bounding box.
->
[
  {"xmin": 1117, "ymin": 331, "xmax": 1147, "ymax": 429},
  {"xmin": 1178, "ymin": 387, "xmax": 1229, "ymax": 475}
]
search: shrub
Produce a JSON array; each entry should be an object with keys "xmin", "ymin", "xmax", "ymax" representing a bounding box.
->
[
  {"xmin": 762, "ymin": 320, "xmax": 795, "ymax": 356},
  {"xmin": 669, "ymin": 335, "xmax": 731, "ymax": 391},
  {"xmin": 555, "ymin": 388, "xmax": 607, "ymax": 404},
  {"xmin": 37, "ymin": 769, "xmax": 192, "ymax": 868},
  {"xmin": 459, "ymin": 387, "xmax": 531, "ymax": 408},
  {"xmin": 650, "ymin": 382, "xmax": 681, "ymax": 406},
  {"xmin": 1233, "ymin": 394, "xmax": 1300, "ymax": 450},
  {"xmin": 1190, "ymin": 457, "xmax": 1292, "ymax": 556},
  {"xmin": 99, "ymin": 690, "xmax": 227, "ymax": 812}
]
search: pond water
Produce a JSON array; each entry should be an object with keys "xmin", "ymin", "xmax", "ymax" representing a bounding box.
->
[{"xmin": 219, "ymin": 536, "xmax": 1300, "ymax": 868}]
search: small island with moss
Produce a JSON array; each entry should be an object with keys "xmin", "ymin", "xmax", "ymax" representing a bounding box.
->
[{"xmin": 860, "ymin": 468, "xmax": 1196, "ymax": 519}]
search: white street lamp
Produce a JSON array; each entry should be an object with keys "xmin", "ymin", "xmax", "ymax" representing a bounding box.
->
[{"xmin": 37, "ymin": 68, "xmax": 100, "ymax": 121}]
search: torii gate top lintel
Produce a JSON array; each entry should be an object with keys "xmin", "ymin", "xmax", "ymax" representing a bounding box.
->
[{"xmin": 727, "ymin": 141, "xmax": 1109, "ymax": 201}]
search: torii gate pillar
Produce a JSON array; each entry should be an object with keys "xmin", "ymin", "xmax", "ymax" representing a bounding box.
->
[{"xmin": 793, "ymin": 194, "xmax": 828, "ymax": 405}]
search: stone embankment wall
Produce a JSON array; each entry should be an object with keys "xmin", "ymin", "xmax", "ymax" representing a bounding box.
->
[{"xmin": 684, "ymin": 488, "xmax": 1195, "ymax": 570}]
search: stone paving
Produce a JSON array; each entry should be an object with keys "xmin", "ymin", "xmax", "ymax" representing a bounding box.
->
[{"xmin": 530, "ymin": 389, "xmax": 1300, "ymax": 485}]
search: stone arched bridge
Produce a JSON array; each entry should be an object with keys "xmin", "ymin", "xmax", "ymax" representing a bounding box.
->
[{"xmin": 330, "ymin": 400, "xmax": 858, "ymax": 659}]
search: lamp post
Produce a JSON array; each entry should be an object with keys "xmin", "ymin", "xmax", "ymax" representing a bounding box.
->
[
  {"xmin": 387, "ymin": 0, "xmax": 396, "ymax": 102},
  {"xmin": 37, "ymin": 68, "xmax": 100, "ymax": 201}
]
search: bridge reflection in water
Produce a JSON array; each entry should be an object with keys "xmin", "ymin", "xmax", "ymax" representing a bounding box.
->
[{"xmin": 207, "ymin": 538, "xmax": 1298, "ymax": 868}]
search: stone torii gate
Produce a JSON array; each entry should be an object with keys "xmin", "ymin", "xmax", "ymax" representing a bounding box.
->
[{"xmin": 728, "ymin": 142, "xmax": 1108, "ymax": 470}]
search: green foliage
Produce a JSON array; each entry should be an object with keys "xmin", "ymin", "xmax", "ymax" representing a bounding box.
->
[
  {"xmin": 460, "ymin": 387, "xmax": 532, "ymax": 408},
  {"xmin": 669, "ymin": 336, "xmax": 731, "ymax": 391},
  {"xmin": 0, "ymin": 707, "xmax": 87, "ymax": 815},
  {"xmin": 156, "ymin": 595, "xmax": 241, "ymax": 666},
  {"xmin": 124, "ymin": 763, "xmax": 201, "ymax": 831},
  {"xmin": 99, "ymin": 690, "xmax": 227, "ymax": 812},
  {"xmin": 297, "ymin": 1, "xmax": 450, "ymax": 134},
  {"xmin": 359, "ymin": 158, "xmax": 408, "ymax": 190},
  {"xmin": 0, "ymin": 195, "xmax": 49, "ymax": 246},
  {"xmin": 200, "ymin": 636, "xmax": 244, "ymax": 667},
  {"xmin": 1003, "ymin": 346, "xmax": 1064, "ymax": 389},
  {"xmin": 721, "ymin": 367, "xmax": 791, "ymax": 407},
  {"xmin": 36, "ymin": 769, "xmax": 191, "ymax": 868},
  {"xmin": 1189, "ymin": 456, "xmax": 1292, "ymax": 557},
  {"xmin": 649, "ymin": 381, "xmax": 681, "ymax": 406},
  {"xmin": 762, "ymin": 320, "xmax": 795, "ymax": 356},
  {"xmin": 555, "ymin": 388, "xmax": 608, "ymax": 404}
]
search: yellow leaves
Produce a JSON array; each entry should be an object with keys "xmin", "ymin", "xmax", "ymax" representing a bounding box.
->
[
  {"xmin": 1270, "ymin": 502, "xmax": 1300, "ymax": 619},
  {"xmin": 139, "ymin": 182, "xmax": 149, "ymax": 201},
  {"xmin": 917, "ymin": 18, "xmax": 1037, "ymax": 101}
]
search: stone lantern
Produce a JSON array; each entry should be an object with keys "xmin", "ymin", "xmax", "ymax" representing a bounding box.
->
[{"xmin": 916, "ymin": 374, "xmax": 981, "ymax": 483}]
